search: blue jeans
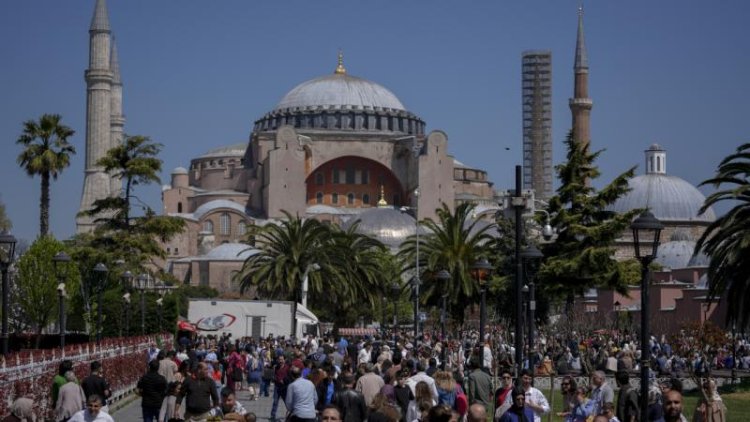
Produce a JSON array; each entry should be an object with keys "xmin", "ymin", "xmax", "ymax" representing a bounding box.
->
[
  {"xmin": 142, "ymin": 406, "xmax": 160, "ymax": 422},
  {"xmin": 271, "ymin": 384, "xmax": 284, "ymax": 419},
  {"xmin": 261, "ymin": 378, "xmax": 271, "ymax": 396}
]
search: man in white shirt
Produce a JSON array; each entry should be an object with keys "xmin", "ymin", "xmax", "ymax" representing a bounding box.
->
[
  {"xmin": 519, "ymin": 369, "xmax": 550, "ymax": 422},
  {"xmin": 357, "ymin": 342, "xmax": 372, "ymax": 365},
  {"xmin": 482, "ymin": 340, "xmax": 493, "ymax": 371},
  {"xmin": 406, "ymin": 361, "xmax": 439, "ymax": 403},
  {"xmin": 590, "ymin": 370, "xmax": 615, "ymax": 416},
  {"xmin": 68, "ymin": 395, "xmax": 115, "ymax": 422}
]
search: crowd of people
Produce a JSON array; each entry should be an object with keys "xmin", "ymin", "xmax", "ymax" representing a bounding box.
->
[{"xmin": 2, "ymin": 327, "xmax": 739, "ymax": 422}]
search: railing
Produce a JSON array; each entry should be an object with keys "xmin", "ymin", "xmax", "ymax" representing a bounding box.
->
[{"xmin": 0, "ymin": 333, "xmax": 172, "ymax": 420}]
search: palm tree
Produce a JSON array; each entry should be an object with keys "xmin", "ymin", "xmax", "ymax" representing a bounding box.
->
[
  {"xmin": 399, "ymin": 202, "xmax": 495, "ymax": 322},
  {"xmin": 696, "ymin": 142, "xmax": 750, "ymax": 328},
  {"xmin": 236, "ymin": 212, "xmax": 333, "ymax": 301},
  {"xmin": 16, "ymin": 114, "xmax": 75, "ymax": 237}
]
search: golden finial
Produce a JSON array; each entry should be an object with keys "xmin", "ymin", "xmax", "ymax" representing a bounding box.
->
[
  {"xmin": 377, "ymin": 185, "xmax": 388, "ymax": 207},
  {"xmin": 334, "ymin": 49, "xmax": 346, "ymax": 74}
]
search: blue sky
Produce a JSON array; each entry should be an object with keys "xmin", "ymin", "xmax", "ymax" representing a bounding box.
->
[{"xmin": 1, "ymin": 1, "xmax": 748, "ymax": 243}]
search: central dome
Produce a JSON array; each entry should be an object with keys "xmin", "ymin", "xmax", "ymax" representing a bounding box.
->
[{"xmin": 275, "ymin": 73, "xmax": 406, "ymax": 112}]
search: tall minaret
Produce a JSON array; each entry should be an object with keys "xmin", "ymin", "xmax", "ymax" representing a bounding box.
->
[
  {"xmin": 109, "ymin": 37, "xmax": 124, "ymax": 197},
  {"xmin": 569, "ymin": 6, "xmax": 593, "ymax": 147},
  {"xmin": 77, "ymin": 0, "xmax": 113, "ymax": 233}
]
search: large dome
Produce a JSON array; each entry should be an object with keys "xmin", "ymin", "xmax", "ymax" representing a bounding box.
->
[
  {"xmin": 611, "ymin": 174, "xmax": 715, "ymax": 222},
  {"xmin": 610, "ymin": 145, "xmax": 715, "ymax": 222},
  {"xmin": 275, "ymin": 73, "xmax": 406, "ymax": 112},
  {"xmin": 343, "ymin": 207, "xmax": 417, "ymax": 248}
]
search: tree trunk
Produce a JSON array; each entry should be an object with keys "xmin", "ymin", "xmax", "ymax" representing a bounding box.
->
[{"xmin": 40, "ymin": 171, "xmax": 50, "ymax": 237}]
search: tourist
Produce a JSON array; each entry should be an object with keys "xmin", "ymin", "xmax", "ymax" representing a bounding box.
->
[
  {"xmin": 406, "ymin": 381, "xmax": 435, "ymax": 422},
  {"xmin": 321, "ymin": 405, "xmax": 343, "ymax": 422},
  {"xmin": 208, "ymin": 387, "xmax": 248, "ymax": 421},
  {"xmin": 285, "ymin": 366, "xmax": 318, "ymax": 422},
  {"xmin": 570, "ymin": 386, "xmax": 595, "ymax": 422},
  {"xmin": 332, "ymin": 373, "xmax": 368, "ymax": 422},
  {"xmin": 67, "ymin": 395, "xmax": 114, "ymax": 422},
  {"xmin": 356, "ymin": 363, "xmax": 385, "ymax": 406},
  {"xmin": 693, "ymin": 378, "xmax": 726, "ymax": 422},
  {"xmin": 556, "ymin": 375, "xmax": 578, "ymax": 422},
  {"xmin": 590, "ymin": 370, "xmax": 615, "ymax": 416},
  {"xmin": 157, "ymin": 350, "xmax": 178, "ymax": 384},
  {"xmin": 2, "ymin": 397, "xmax": 34, "ymax": 422},
  {"xmin": 137, "ymin": 359, "xmax": 167, "ymax": 422},
  {"xmin": 493, "ymin": 369, "xmax": 514, "ymax": 417},
  {"xmin": 662, "ymin": 390, "xmax": 688, "ymax": 422},
  {"xmin": 270, "ymin": 354, "xmax": 290, "ymax": 421},
  {"xmin": 81, "ymin": 361, "xmax": 111, "ymax": 414},
  {"xmin": 51, "ymin": 360, "xmax": 73, "ymax": 409},
  {"xmin": 175, "ymin": 362, "xmax": 219, "ymax": 421},
  {"xmin": 55, "ymin": 371, "xmax": 86, "ymax": 422},
  {"xmin": 615, "ymin": 371, "xmax": 638, "ymax": 422},
  {"xmin": 158, "ymin": 381, "xmax": 181, "ymax": 422},
  {"xmin": 498, "ymin": 387, "xmax": 535, "ymax": 422},
  {"xmin": 519, "ymin": 369, "xmax": 550, "ymax": 422},
  {"xmin": 466, "ymin": 357, "xmax": 492, "ymax": 411}
]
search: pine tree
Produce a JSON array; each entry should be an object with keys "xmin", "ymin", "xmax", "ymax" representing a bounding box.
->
[{"xmin": 538, "ymin": 133, "xmax": 641, "ymax": 301}]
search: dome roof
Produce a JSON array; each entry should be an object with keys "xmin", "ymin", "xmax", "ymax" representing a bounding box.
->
[
  {"xmin": 342, "ymin": 207, "xmax": 417, "ymax": 248},
  {"xmin": 204, "ymin": 243, "xmax": 257, "ymax": 261},
  {"xmin": 171, "ymin": 166, "xmax": 188, "ymax": 175},
  {"xmin": 275, "ymin": 73, "xmax": 406, "ymax": 112},
  {"xmin": 655, "ymin": 240, "xmax": 698, "ymax": 270},
  {"xmin": 197, "ymin": 143, "xmax": 246, "ymax": 159},
  {"xmin": 193, "ymin": 199, "xmax": 247, "ymax": 220},
  {"xmin": 611, "ymin": 174, "xmax": 715, "ymax": 222}
]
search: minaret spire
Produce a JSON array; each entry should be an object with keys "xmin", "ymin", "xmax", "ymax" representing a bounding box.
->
[
  {"xmin": 78, "ymin": 0, "xmax": 114, "ymax": 233},
  {"xmin": 569, "ymin": 4, "xmax": 593, "ymax": 148},
  {"xmin": 109, "ymin": 36, "xmax": 125, "ymax": 197}
]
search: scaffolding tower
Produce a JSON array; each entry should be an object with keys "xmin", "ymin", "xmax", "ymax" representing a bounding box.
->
[{"xmin": 522, "ymin": 50, "xmax": 553, "ymax": 200}]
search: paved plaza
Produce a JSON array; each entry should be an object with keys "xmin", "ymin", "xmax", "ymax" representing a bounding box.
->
[{"xmin": 113, "ymin": 385, "xmax": 286, "ymax": 421}]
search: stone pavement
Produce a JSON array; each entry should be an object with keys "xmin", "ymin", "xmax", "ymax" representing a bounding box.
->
[{"xmin": 112, "ymin": 385, "xmax": 287, "ymax": 421}]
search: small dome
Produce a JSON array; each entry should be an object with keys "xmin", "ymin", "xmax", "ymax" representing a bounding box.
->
[
  {"xmin": 275, "ymin": 73, "xmax": 406, "ymax": 112},
  {"xmin": 610, "ymin": 174, "xmax": 715, "ymax": 222},
  {"xmin": 655, "ymin": 240, "xmax": 698, "ymax": 270},
  {"xmin": 172, "ymin": 166, "xmax": 188, "ymax": 175},
  {"xmin": 343, "ymin": 207, "xmax": 416, "ymax": 248},
  {"xmin": 648, "ymin": 143, "xmax": 665, "ymax": 151},
  {"xmin": 205, "ymin": 243, "xmax": 257, "ymax": 261}
]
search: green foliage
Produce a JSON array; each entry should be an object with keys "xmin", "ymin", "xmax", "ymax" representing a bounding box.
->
[
  {"xmin": 14, "ymin": 236, "xmax": 80, "ymax": 347},
  {"xmin": 235, "ymin": 212, "xmax": 389, "ymax": 326},
  {"xmin": 15, "ymin": 113, "xmax": 76, "ymax": 237},
  {"xmin": 538, "ymin": 132, "xmax": 640, "ymax": 300},
  {"xmin": 695, "ymin": 142, "xmax": 750, "ymax": 329},
  {"xmin": 399, "ymin": 203, "xmax": 495, "ymax": 323},
  {"xmin": 77, "ymin": 134, "xmax": 184, "ymax": 269}
]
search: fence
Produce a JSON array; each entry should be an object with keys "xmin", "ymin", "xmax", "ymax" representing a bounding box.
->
[{"xmin": 0, "ymin": 333, "xmax": 172, "ymax": 420}]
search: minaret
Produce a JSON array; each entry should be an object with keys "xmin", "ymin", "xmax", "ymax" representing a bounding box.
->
[
  {"xmin": 569, "ymin": 6, "xmax": 593, "ymax": 147},
  {"xmin": 109, "ymin": 36, "xmax": 124, "ymax": 197},
  {"xmin": 77, "ymin": 0, "xmax": 113, "ymax": 233}
]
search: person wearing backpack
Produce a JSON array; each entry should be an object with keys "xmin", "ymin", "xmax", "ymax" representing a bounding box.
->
[
  {"xmin": 247, "ymin": 351, "xmax": 263, "ymax": 400},
  {"xmin": 615, "ymin": 371, "xmax": 639, "ymax": 422}
]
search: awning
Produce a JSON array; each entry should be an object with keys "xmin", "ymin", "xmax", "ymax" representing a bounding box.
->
[{"xmin": 177, "ymin": 320, "xmax": 197, "ymax": 332}]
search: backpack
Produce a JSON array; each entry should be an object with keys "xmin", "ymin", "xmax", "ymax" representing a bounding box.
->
[{"xmin": 454, "ymin": 390, "xmax": 468, "ymax": 415}]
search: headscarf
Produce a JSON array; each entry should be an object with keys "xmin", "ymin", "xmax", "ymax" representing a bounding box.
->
[{"xmin": 10, "ymin": 397, "xmax": 36, "ymax": 421}]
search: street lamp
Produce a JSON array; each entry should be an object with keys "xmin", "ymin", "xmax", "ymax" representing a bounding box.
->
[
  {"xmin": 521, "ymin": 244, "xmax": 543, "ymax": 382},
  {"xmin": 121, "ymin": 271, "xmax": 133, "ymax": 336},
  {"xmin": 630, "ymin": 210, "xmax": 663, "ymax": 422},
  {"xmin": 52, "ymin": 251, "xmax": 71, "ymax": 349},
  {"xmin": 93, "ymin": 263, "xmax": 108, "ymax": 345},
  {"xmin": 137, "ymin": 274, "xmax": 147, "ymax": 335},
  {"xmin": 0, "ymin": 231, "xmax": 17, "ymax": 355},
  {"xmin": 413, "ymin": 188, "xmax": 421, "ymax": 342},
  {"xmin": 512, "ymin": 164, "xmax": 526, "ymax": 376},
  {"xmin": 470, "ymin": 257, "xmax": 493, "ymax": 342},
  {"xmin": 391, "ymin": 282, "xmax": 401, "ymax": 344},
  {"xmin": 435, "ymin": 269, "xmax": 451, "ymax": 369}
]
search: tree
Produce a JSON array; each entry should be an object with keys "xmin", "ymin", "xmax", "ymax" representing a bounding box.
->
[
  {"xmin": 399, "ymin": 203, "xmax": 496, "ymax": 322},
  {"xmin": 16, "ymin": 114, "xmax": 75, "ymax": 237},
  {"xmin": 695, "ymin": 142, "xmax": 750, "ymax": 328},
  {"xmin": 78, "ymin": 135, "xmax": 185, "ymax": 269},
  {"xmin": 538, "ymin": 132, "xmax": 641, "ymax": 302},
  {"xmin": 14, "ymin": 236, "xmax": 79, "ymax": 347}
]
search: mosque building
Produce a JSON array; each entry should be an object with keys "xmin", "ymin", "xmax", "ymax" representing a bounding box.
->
[{"xmin": 75, "ymin": 1, "xmax": 727, "ymax": 332}]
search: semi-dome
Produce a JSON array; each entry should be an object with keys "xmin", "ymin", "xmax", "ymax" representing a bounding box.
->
[
  {"xmin": 275, "ymin": 73, "xmax": 406, "ymax": 112},
  {"xmin": 204, "ymin": 243, "xmax": 257, "ymax": 261},
  {"xmin": 610, "ymin": 145, "xmax": 715, "ymax": 222},
  {"xmin": 655, "ymin": 239, "xmax": 698, "ymax": 270},
  {"xmin": 343, "ymin": 207, "xmax": 417, "ymax": 248}
]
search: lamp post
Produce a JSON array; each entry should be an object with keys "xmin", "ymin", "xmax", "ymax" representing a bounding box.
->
[
  {"xmin": 93, "ymin": 263, "xmax": 108, "ymax": 345},
  {"xmin": 137, "ymin": 273, "xmax": 147, "ymax": 335},
  {"xmin": 0, "ymin": 232, "xmax": 17, "ymax": 355},
  {"xmin": 511, "ymin": 165, "xmax": 525, "ymax": 376},
  {"xmin": 156, "ymin": 297, "xmax": 164, "ymax": 333},
  {"xmin": 435, "ymin": 270, "xmax": 451, "ymax": 368},
  {"xmin": 521, "ymin": 244, "xmax": 543, "ymax": 382},
  {"xmin": 52, "ymin": 251, "xmax": 71, "ymax": 349},
  {"xmin": 391, "ymin": 282, "xmax": 400, "ymax": 345},
  {"xmin": 414, "ymin": 188, "xmax": 420, "ymax": 342},
  {"xmin": 470, "ymin": 257, "xmax": 493, "ymax": 343},
  {"xmin": 121, "ymin": 271, "xmax": 133, "ymax": 336},
  {"xmin": 630, "ymin": 210, "xmax": 663, "ymax": 422}
]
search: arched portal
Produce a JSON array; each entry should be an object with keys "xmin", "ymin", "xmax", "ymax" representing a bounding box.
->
[{"xmin": 306, "ymin": 156, "xmax": 405, "ymax": 208}]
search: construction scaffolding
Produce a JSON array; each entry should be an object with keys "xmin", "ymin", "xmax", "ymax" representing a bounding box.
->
[{"xmin": 522, "ymin": 50, "xmax": 553, "ymax": 200}]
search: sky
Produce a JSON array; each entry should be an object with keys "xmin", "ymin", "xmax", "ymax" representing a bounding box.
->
[{"xmin": 1, "ymin": 0, "xmax": 749, "ymax": 244}]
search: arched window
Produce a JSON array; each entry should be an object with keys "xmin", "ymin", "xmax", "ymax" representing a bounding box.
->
[
  {"xmin": 203, "ymin": 220, "xmax": 214, "ymax": 233},
  {"xmin": 316, "ymin": 192, "xmax": 324, "ymax": 204},
  {"xmin": 238, "ymin": 221, "xmax": 247, "ymax": 236},
  {"xmin": 362, "ymin": 194, "xmax": 370, "ymax": 205},
  {"xmin": 332, "ymin": 193, "xmax": 339, "ymax": 204},
  {"xmin": 315, "ymin": 171, "xmax": 324, "ymax": 185},
  {"xmin": 347, "ymin": 193, "xmax": 355, "ymax": 205},
  {"xmin": 220, "ymin": 213, "xmax": 230, "ymax": 235},
  {"xmin": 177, "ymin": 202, "xmax": 183, "ymax": 213},
  {"xmin": 332, "ymin": 168, "xmax": 340, "ymax": 184}
]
